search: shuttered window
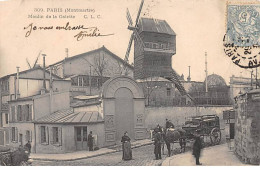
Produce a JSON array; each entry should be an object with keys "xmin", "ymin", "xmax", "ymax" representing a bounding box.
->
[
  {"xmin": 50, "ymin": 127, "xmax": 62, "ymax": 146},
  {"xmin": 17, "ymin": 105, "xmax": 22, "ymax": 121},
  {"xmin": 40, "ymin": 126, "xmax": 49, "ymax": 144},
  {"xmin": 29, "ymin": 105, "xmax": 33, "ymax": 121},
  {"xmin": 11, "ymin": 106, "xmax": 15, "ymax": 122},
  {"xmin": 11, "ymin": 127, "xmax": 18, "ymax": 142}
]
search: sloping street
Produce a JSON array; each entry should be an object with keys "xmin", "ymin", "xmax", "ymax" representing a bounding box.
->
[
  {"xmin": 31, "ymin": 144, "xmax": 166, "ymax": 166},
  {"xmin": 162, "ymin": 143, "xmax": 250, "ymax": 166}
]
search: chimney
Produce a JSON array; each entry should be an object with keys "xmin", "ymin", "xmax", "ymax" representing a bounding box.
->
[
  {"xmin": 187, "ymin": 66, "xmax": 191, "ymax": 82},
  {"xmin": 16, "ymin": 66, "xmax": 20, "ymax": 99},
  {"xmin": 65, "ymin": 48, "xmax": 69, "ymax": 58},
  {"xmin": 42, "ymin": 54, "xmax": 46, "ymax": 90}
]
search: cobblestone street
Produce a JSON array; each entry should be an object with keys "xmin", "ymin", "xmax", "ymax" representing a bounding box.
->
[{"xmin": 31, "ymin": 144, "xmax": 167, "ymax": 166}]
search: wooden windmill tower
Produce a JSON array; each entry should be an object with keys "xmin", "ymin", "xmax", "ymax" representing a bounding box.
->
[{"xmin": 124, "ymin": 0, "xmax": 191, "ymax": 99}]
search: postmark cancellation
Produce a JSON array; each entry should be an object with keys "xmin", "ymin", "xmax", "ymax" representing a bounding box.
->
[{"xmin": 224, "ymin": 1, "xmax": 260, "ymax": 68}]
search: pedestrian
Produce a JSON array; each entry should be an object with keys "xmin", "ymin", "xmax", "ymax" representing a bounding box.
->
[
  {"xmin": 156, "ymin": 124, "xmax": 162, "ymax": 132},
  {"xmin": 121, "ymin": 131, "xmax": 132, "ymax": 160},
  {"xmin": 192, "ymin": 130, "xmax": 203, "ymax": 165},
  {"xmin": 153, "ymin": 128, "xmax": 162, "ymax": 160},
  {"xmin": 87, "ymin": 131, "xmax": 94, "ymax": 151},
  {"xmin": 24, "ymin": 141, "xmax": 31, "ymax": 154},
  {"xmin": 166, "ymin": 119, "xmax": 174, "ymax": 129}
]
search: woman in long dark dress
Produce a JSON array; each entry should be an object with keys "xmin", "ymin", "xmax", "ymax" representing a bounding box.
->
[{"xmin": 121, "ymin": 132, "xmax": 132, "ymax": 160}]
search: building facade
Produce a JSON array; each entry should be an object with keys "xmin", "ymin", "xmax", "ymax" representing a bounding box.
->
[{"xmin": 8, "ymin": 91, "xmax": 71, "ymax": 153}]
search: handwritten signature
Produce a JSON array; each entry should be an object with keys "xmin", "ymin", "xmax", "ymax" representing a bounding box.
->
[{"xmin": 24, "ymin": 22, "xmax": 114, "ymax": 41}]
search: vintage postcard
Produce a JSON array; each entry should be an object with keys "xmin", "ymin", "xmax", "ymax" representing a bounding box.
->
[{"xmin": 0, "ymin": 0, "xmax": 259, "ymax": 166}]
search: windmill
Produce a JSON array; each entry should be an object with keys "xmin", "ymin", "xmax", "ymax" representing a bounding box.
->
[
  {"xmin": 26, "ymin": 50, "xmax": 42, "ymax": 69},
  {"xmin": 124, "ymin": 0, "xmax": 145, "ymax": 66},
  {"xmin": 124, "ymin": 0, "xmax": 195, "ymax": 104}
]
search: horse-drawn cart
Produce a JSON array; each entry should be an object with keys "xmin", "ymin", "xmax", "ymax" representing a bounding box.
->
[
  {"xmin": 0, "ymin": 146, "xmax": 30, "ymax": 166},
  {"xmin": 182, "ymin": 115, "xmax": 221, "ymax": 145}
]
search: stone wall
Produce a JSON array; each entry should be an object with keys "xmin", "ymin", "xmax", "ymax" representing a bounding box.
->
[
  {"xmin": 144, "ymin": 106, "xmax": 233, "ymax": 142},
  {"xmin": 234, "ymin": 92, "xmax": 260, "ymax": 165}
]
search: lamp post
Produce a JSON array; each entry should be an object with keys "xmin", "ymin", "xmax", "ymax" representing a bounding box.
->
[{"xmin": 42, "ymin": 54, "xmax": 46, "ymax": 90}]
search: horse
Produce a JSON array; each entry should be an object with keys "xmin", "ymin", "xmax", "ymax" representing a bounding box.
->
[{"xmin": 161, "ymin": 128, "xmax": 187, "ymax": 157}]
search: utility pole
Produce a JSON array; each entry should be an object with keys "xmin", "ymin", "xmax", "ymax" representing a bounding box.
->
[
  {"xmin": 256, "ymin": 67, "xmax": 258, "ymax": 89},
  {"xmin": 89, "ymin": 65, "xmax": 92, "ymax": 95},
  {"xmin": 16, "ymin": 66, "xmax": 20, "ymax": 99},
  {"xmin": 42, "ymin": 54, "xmax": 46, "ymax": 90},
  {"xmin": 205, "ymin": 52, "xmax": 208, "ymax": 93},
  {"xmin": 205, "ymin": 52, "xmax": 208, "ymax": 104},
  {"xmin": 251, "ymin": 70, "xmax": 253, "ymax": 88},
  {"xmin": 49, "ymin": 66, "xmax": 53, "ymax": 113}
]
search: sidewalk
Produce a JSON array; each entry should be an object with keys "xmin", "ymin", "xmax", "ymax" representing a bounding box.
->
[
  {"xmin": 162, "ymin": 143, "xmax": 250, "ymax": 166},
  {"xmin": 30, "ymin": 139, "xmax": 153, "ymax": 161}
]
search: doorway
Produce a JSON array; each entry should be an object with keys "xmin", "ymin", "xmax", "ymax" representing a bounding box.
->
[
  {"xmin": 19, "ymin": 134, "xmax": 23, "ymax": 146},
  {"xmin": 230, "ymin": 123, "xmax": 235, "ymax": 139},
  {"xmin": 75, "ymin": 126, "xmax": 88, "ymax": 151},
  {"xmin": 115, "ymin": 88, "xmax": 134, "ymax": 141}
]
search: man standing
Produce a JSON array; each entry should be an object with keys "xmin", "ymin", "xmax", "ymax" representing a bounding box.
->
[
  {"xmin": 192, "ymin": 130, "xmax": 203, "ymax": 165},
  {"xmin": 24, "ymin": 141, "xmax": 31, "ymax": 154},
  {"xmin": 153, "ymin": 128, "xmax": 162, "ymax": 160},
  {"xmin": 166, "ymin": 119, "xmax": 174, "ymax": 129},
  {"xmin": 87, "ymin": 131, "xmax": 94, "ymax": 151}
]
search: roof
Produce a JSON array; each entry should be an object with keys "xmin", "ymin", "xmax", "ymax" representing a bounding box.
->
[
  {"xmin": 71, "ymin": 100, "xmax": 102, "ymax": 108},
  {"xmin": 138, "ymin": 18, "xmax": 176, "ymax": 35},
  {"xmin": 73, "ymin": 95, "xmax": 100, "ymax": 100},
  {"xmin": 205, "ymin": 74, "xmax": 227, "ymax": 87},
  {"xmin": 8, "ymin": 95, "xmax": 36, "ymax": 103},
  {"xmin": 0, "ymin": 66, "xmax": 62, "ymax": 80},
  {"xmin": 36, "ymin": 108, "xmax": 104, "ymax": 124},
  {"xmin": 136, "ymin": 76, "xmax": 171, "ymax": 82},
  {"xmin": 47, "ymin": 46, "xmax": 134, "ymax": 70}
]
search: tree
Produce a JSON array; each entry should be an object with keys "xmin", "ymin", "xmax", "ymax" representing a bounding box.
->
[{"xmin": 92, "ymin": 53, "xmax": 109, "ymax": 89}]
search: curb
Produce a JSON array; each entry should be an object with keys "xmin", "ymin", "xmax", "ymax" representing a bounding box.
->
[{"xmin": 30, "ymin": 141, "xmax": 153, "ymax": 162}]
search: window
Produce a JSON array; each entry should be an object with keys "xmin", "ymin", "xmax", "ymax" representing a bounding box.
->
[
  {"xmin": 162, "ymin": 44, "xmax": 167, "ymax": 49},
  {"xmin": 17, "ymin": 105, "xmax": 22, "ymax": 121},
  {"xmin": 71, "ymin": 77, "xmax": 78, "ymax": 86},
  {"xmin": 5, "ymin": 114, "xmax": 8, "ymax": 124},
  {"xmin": 11, "ymin": 127, "xmax": 18, "ymax": 142},
  {"xmin": 83, "ymin": 127, "xmax": 87, "ymax": 141},
  {"xmin": 145, "ymin": 42, "xmax": 150, "ymax": 48},
  {"xmin": 53, "ymin": 127, "xmax": 59, "ymax": 144},
  {"xmin": 40, "ymin": 126, "xmax": 48, "ymax": 144},
  {"xmin": 11, "ymin": 106, "xmax": 15, "ymax": 122},
  {"xmin": 83, "ymin": 76, "xmax": 89, "ymax": 86},
  {"xmin": 29, "ymin": 105, "xmax": 32, "ymax": 121},
  {"xmin": 51, "ymin": 127, "xmax": 62, "ymax": 145},
  {"xmin": 152, "ymin": 43, "xmax": 157, "ymax": 49},
  {"xmin": 24, "ymin": 105, "xmax": 30, "ymax": 121},
  {"xmin": 167, "ymin": 88, "xmax": 171, "ymax": 96},
  {"xmin": 76, "ymin": 127, "xmax": 81, "ymax": 141},
  {"xmin": 78, "ymin": 77, "xmax": 83, "ymax": 86},
  {"xmin": 91, "ymin": 77, "xmax": 98, "ymax": 87},
  {"xmin": 26, "ymin": 130, "xmax": 31, "ymax": 142}
]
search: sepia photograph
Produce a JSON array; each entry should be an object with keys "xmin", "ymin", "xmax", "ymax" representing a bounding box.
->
[{"xmin": 0, "ymin": 0, "xmax": 259, "ymax": 166}]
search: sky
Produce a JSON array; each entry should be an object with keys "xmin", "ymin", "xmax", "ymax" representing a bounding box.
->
[{"xmin": 0, "ymin": 0, "xmax": 257, "ymax": 84}]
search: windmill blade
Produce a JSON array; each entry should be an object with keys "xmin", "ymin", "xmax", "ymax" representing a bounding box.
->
[
  {"xmin": 135, "ymin": 0, "xmax": 144, "ymax": 26},
  {"xmin": 26, "ymin": 58, "xmax": 32, "ymax": 69},
  {"xmin": 126, "ymin": 8, "xmax": 133, "ymax": 26},
  {"xmin": 124, "ymin": 33, "xmax": 134, "ymax": 62},
  {"xmin": 33, "ymin": 50, "xmax": 42, "ymax": 68}
]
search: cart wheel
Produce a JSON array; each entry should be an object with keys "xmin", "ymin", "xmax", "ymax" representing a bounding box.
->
[{"xmin": 210, "ymin": 128, "xmax": 221, "ymax": 145}]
